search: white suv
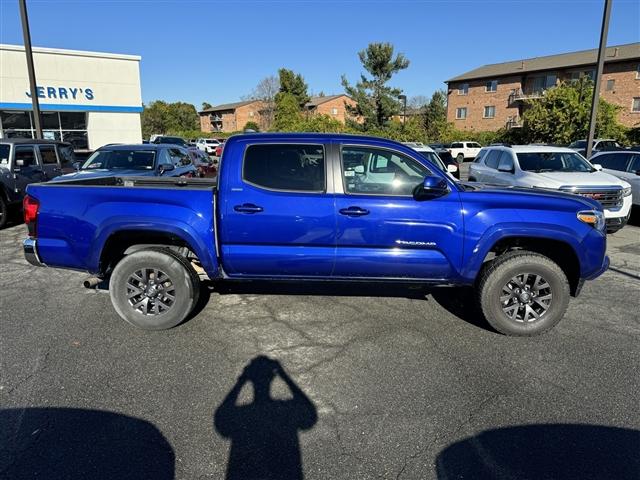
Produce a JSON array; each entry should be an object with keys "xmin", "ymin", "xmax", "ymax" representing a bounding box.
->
[
  {"xmin": 469, "ymin": 145, "xmax": 632, "ymax": 233},
  {"xmin": 448, "ymin": 141, "xmax": 482, "ymax": 162},
  {"xmin": 196, "ymin": 138, "xmax": 221, "ymax": 154}
]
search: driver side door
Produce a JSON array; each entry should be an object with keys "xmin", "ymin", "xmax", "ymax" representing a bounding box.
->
[{"xmin": 333, "ymin": 144, "xmax": 464, "ymax": 280}]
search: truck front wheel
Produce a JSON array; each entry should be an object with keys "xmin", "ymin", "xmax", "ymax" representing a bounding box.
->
[
  {"xmin": 109, "ymin": 249, "xmax": 200, "ymax": 330},
  {"xmin": 478, "ymin": 251, "xmax": 570, "ymax": 336}
]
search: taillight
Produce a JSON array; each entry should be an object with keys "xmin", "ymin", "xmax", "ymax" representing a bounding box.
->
[{"xmin": 23, "ymin": 195, "xmax": 39, "ymax": 237}]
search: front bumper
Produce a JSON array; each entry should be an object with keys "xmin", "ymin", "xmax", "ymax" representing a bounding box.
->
[
  {"xmin": 24, "ymin": 238, "xmax": 45, "ymax": 267},
  {"xmin": 605, "ymin": 215, "xmax": 628, "ymax": 233}
]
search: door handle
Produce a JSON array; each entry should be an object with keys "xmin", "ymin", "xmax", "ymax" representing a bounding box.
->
[
  {"xmin": 234, "ymin": 203, "xmax": 263, "ymax": 214},
  {"xmin": 339, "ymin": 206, "xmax": 370, "ymax": 217}
]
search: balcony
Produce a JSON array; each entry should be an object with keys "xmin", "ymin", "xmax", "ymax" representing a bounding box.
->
[
  {"xmin": 209, "ymin": 115, "xmax": 223, "ymax": 123},
  {"xmin": 506, "ymin": 116, "xmax": 522, "ymax": 129},
  {"xmin": 508, "ymin": 88, "xmax": 544, "ymax": 105}
]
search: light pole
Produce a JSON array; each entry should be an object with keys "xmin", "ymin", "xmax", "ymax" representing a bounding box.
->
[
  {"xmin": 398, "ymin": 94, "xmax": 407, "ymax": 130},
  {"xmin": 586, "ymin": 0, "xmax": 612, "ymax": 159},
  {"xmin": 19, "ymin": 0, "xmax": 43, "ymax": 139}
]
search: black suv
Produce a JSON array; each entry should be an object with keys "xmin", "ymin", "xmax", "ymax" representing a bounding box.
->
[{"xmin": 0, "ymin": 139, "xmax": 76, "ymax": 227}]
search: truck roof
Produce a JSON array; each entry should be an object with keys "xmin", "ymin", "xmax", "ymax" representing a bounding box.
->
[
  {"xmin": 225, "ymin": 132, "xmax": 408, "ymax": 145},
  {"xmin": 96, "ymin": 143, "xmax": 177, "ymax": 151}
]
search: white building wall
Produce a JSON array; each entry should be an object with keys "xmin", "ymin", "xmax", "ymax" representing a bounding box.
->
[{"xmin": 88, "ymin": 112, "xmax": 142, "ymax": 148}]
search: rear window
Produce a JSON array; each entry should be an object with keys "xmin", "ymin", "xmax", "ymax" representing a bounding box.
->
[{"xmin": 243, "ymin": 144, "xmax": 325, "ymax": 192}]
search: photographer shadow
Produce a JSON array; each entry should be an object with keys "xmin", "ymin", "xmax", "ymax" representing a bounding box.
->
[{"xmin": 214, "ymin": 356, "xmax": 317, "ymax": 480}]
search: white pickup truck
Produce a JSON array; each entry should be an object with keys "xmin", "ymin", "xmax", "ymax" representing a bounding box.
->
[
  {"xmin": 448, "ymin": 141, "xmax": 482, "ymax": 162},
  {"xmin": 469, "ymin": 145, "xmax": 632, "ymax": 233}
]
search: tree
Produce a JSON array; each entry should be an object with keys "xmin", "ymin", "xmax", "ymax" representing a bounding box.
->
[
  {"xmin": 408, "ymin": 95, "xmax": 429, "ymax": 109},
  {"xmin": 202, "ymin": 102, "xmax": 213, "ymax": 110},
  {"xmin": 251, "ymin": 75, "xmax": 279, "ymax": 130},
  {"xmin": 422, "ymin": 89, "xmax": 449, "ymax": 141},
  {"xmin": 520, "ymin": 78, "xmax": 625, "ymax": 144},
  {"xmin": 342, "ymin": 42, "xmax": 410, "ymax": 129},
  {"xmin": 273, "ymin": 92, "xmax": 302, "ymax": 131},
  {"xmin": 244, "ymin": 121, "xmax": 260, "ymax": 132},
  {"xmin": 141, "ymin": 101, "xmax": 199, "ymax": 139},
  {"xmin": 277, "ymin": 68, "xmax": 310, "ymax": 108}
]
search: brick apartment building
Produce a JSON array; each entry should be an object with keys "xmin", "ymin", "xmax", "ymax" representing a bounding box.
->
[
  {"xmin": 445, "ymin": 42, "xmax": 640, "ymax": 132},
  {"xmin": 199, "ymin": 94, "xmax": 355, "ymax": 133}
]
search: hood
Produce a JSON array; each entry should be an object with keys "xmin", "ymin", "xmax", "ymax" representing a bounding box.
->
[
  {"xmin": 51, "ymin": 169, "xmax": 156, "ymax": 181},
  {"xmin": 522, "ymin": 171, "xmax": 627, "ymax": 188},
  {"xmin": 461, "ymin": 182, "xmax": 601, "ymax": 210}
]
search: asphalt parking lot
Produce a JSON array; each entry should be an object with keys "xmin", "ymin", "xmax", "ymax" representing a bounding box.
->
[{"xmin": 1, "ymin": 217, "xmax": 639, "ymax": 479}]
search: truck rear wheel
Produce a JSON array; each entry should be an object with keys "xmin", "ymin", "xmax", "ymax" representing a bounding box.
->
[
  {"xmin": 477, "ymin": 251, "xmax": 569, "ymax": 336},
  {"xmin": 109, "ymin": 248, "xmax": 200, "ymax": 330},
  {"xmin": 456, "ymin": 153, "xmax": 464, "ymax": 163}
]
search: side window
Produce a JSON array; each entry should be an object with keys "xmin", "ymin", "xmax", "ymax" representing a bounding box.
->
[
  {"xmin": 58, "ymin": 144, "xmax": 76, "ymax": 167},
  {"xmin": 595, "ymin": 153, "xmax": 629, "ymax": 172},
  {"xmin": 14, "ymin": 146, "xmax": 38, "ymax": 168},
  {"xmin": 0, "ymin": 145, "xmax": 10, "ymax": 165},
  {"xmin": 484, "ymin": 150, "xmax": 501, "ymax": 169},
  {"xmin": 38, "ymin": 145, "xmax": 58, "ymax": 165},
  {"xmin": 628, "ymin": 155, "xmax": 640, "ymax": 172},
  {"xmin": 474, "ymin": 150, "xmax": 487, "ymax": 163},
  {"xmin": 341, "ymin": 146, "xmax": 430, "ymax": 196},
  {"xmin": 158, "ymin": 149, "xmax": 173, "ymax": 166},
  {"xmin": 243, "ymin": 144, "xmax": 325, "ymax": 192},
  {"xmin": 497, "ymin": 152, "xmax": 514, "ymax": 171},
  {"xmin": 169, "ymin": 148, "xmax": 191, "ymax": 166},
  {"xmin": 451, "ymin": 142, "xmax": 462, "ymax": 149}
]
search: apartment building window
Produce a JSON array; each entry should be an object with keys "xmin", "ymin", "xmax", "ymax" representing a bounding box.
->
[
  {"xmin": 636, "ymin": 64, "xmax": 640, "ymax": 79},
  {"xmin": 331, "ymin": 107, "xmax": 338, "ymax": 115},
  {"xmin": 485, "ymin": 80, "xmax": 498, "ymax": 92},
  {"xmin": 249, "ymin": 111, "xmax": 254, "ymax": 117},
  {"xmin": 606, "ymin": 79, "xmax": 615, "ymax": 91},
  {"xmin": 458, "ymin": 84, "xmax": 469, "ymax": 95},
  {"xmin": 632, "ymin": 98, "xmax": 640, "ymax": 113},
  {"xmin": 483, "ymin": 106, "xmax": 496, "ymax": 118},
  {"xmin": 455, "ymin": 107, "xmax": 467, "ymax": 119}
]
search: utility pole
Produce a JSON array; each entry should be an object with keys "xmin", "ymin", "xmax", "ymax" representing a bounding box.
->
[
  {"xmin": 19, "ymin": 0, "xmax": 43, "ymax": 139},
  {"xmin": 398, "ymin": 94, "xmax": 407, "ymax": 130},
  {"xmin": 586, "ymin": 0, "xmax": 612, "ymax": 159}
]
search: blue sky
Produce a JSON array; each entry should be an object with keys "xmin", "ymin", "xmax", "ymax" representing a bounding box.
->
[{"xmin": 1, "ymin": 0, "xmax": 638, "ymax": 109}]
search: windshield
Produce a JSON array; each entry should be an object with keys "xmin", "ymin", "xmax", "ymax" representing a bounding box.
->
[
  {"xmin": 417, "ymin": 151, "xmax": 446, "ymax": 172},
  {"xmin": 517, "ymin": 152, "xmax": 593, "ymax": 173},
  {"xmin": 205, "ymin": 139, "xmax": 218, "ymax": 144},
  {"xmin": 82, "ymin": 150, "xmax": 156, "ymax": 170}
]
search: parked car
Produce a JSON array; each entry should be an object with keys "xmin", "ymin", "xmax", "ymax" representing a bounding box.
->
[
  {"xmin": 448, "ymin": 141, "xmax": 482, "ymax": 162},
  {"xmin": 23, "ymin": 133, "xmax": 609, "ymax": 336},
  {"xmin": 196, "ymin": 138, "xmax": 221, "ymax": 155},
  {"xmin": 569, "ymin": 139, "xmax": 622, "ymax": 158},
  {"xmin": 590, "ymin": 150, "xmax": 640, "ymax": 206},
  {"xmin": 404, "ymin": 143, "xmax": 460, "ymax": 179},
  {"xmin": 431, "ymin": 148, "xmax": 460, "ymax": 180},
  {"xmin": 469, "ymin": 145, "xmax": 632, "ymax": 232},
  {"xmin": 151, "ymin": 136, "xmax": 188, "ymax": 147},
  {"xmin": 0, "ymin": 139, "xmax": 77, "ymax": 227},
  {"xmin": 187, "ymin": 147, "xmax": 218, "ymax": 178},
  {"xmin": 51, "ymin": 144, "xmax": 197, "ymax": 182},
  {"xmin": 214, "ymin": 142, "xmax": 224, "ymax": 157}
]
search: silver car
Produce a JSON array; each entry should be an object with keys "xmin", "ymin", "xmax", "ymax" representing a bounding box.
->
[{"xmin": 591, "ymin": 150, "xmax": 640, "ymax": 206}]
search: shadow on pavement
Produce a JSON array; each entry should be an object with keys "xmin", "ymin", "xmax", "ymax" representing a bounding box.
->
[
  {"xmin": 436, "ymin": 424, "xmax": 640, "ymax": 480},
  {"xmin": 213, "ymin": 281, "xmax": 496, "ymax": 333},
  {"xmin": 0, "ymin": 407, "xmax": 174, "ymax": 480},
  {"xmin": 214, "ymin": 355, "xmax": 317, "ymax": 480}
]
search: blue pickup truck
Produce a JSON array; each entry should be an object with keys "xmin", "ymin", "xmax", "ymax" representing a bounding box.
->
[{"xmin": 22, "ymin": 133, "xmax": 609, "ymax": 336}]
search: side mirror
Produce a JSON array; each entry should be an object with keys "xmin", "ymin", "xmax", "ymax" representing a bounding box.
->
[
  {"xmin": 158, "ymin": 163, "xmax": 175, "ymax": 175},
  {"xmin": 414, "ymin": 175, "xmax": 449, "ymax": 200},
  {"xmin": 635, "ymin": 170, "xmax": 640, "ymax": 176},
  {"xmin": 73, "ymin": 161, "xmax": 81, "ymax": 171},
  {"xmin": 592, "ymin": 164, "xmax": 603, "ymax": 171},
  {"xmin": 354, "ymin": 165, "xmax": 365, "ymax": 174},
  {"xmin": 446, "ymin": 164, "xmax": 458, "ymax": 174},
  {"xmin": 15, "ymin": 159, "xmax": 25, "ymax": 167}
]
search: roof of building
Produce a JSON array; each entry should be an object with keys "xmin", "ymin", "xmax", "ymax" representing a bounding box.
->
[
  {"xmin": 200, "ymin": 100, "xmax": 261, "ymax": 114},
  {"xmin": 0, "ymin": 43, "xmax": 141, "ymax": 61},
  {"xmin": 305, "ymin": 94, "xmax": 349, "ymax": 108},
  {"xmin": 446, "ymin": 42, "xmax": 640, "ymax": 83}
]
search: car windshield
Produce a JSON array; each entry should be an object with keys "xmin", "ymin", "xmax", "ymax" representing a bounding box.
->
[
  {"xmin": 417, "ymin": 151, "xmax": 446, "ymax": 172},
  {"xmin": 82, "ymin": 150, "xmax": 156, "ymax": 170},
  {"xmin": 205, "ymin": 139, "xmax": 217, "ymax": 144},
  {"xmin": 517, "ymin": 152, "xmax": 593, "ymax": 173}
]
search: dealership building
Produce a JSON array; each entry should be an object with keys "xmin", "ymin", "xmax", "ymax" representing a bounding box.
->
[{"xmin": 0, "ymin": 44, "xmax": 142, "ymax": 150}]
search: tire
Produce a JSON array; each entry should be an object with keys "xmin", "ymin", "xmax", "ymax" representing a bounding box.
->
[
  {"xmin": 0, "ymin": 195, "xmax": 7, "ymax": 229},
  {"xmin": 477, "ymin": 251, "xmax": 569, "ymax": 336},
  {"xmin": 109, "ymin": 248, "xmax": 200, "ymax": 330},
  {"xmin": 456, "ymin": 153, "xmax": 464, "ymax": 163}
]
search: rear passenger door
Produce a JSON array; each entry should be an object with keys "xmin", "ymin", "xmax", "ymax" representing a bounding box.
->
[
  {"xmin": 12, "ymin": 145, "xmax": 46, "ymax": 197},
  {"xmin": 220, "ymin": 142, "xmax": 336, "ymax": 277}
]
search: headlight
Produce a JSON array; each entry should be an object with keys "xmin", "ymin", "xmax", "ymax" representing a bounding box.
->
[
  {"xmin": 577, "ymin": 210, "xmax": 605, "ymax": 231},
  {"xmin": 622, "ymin": 187, "xmax": 632, "ymax": 197}
]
